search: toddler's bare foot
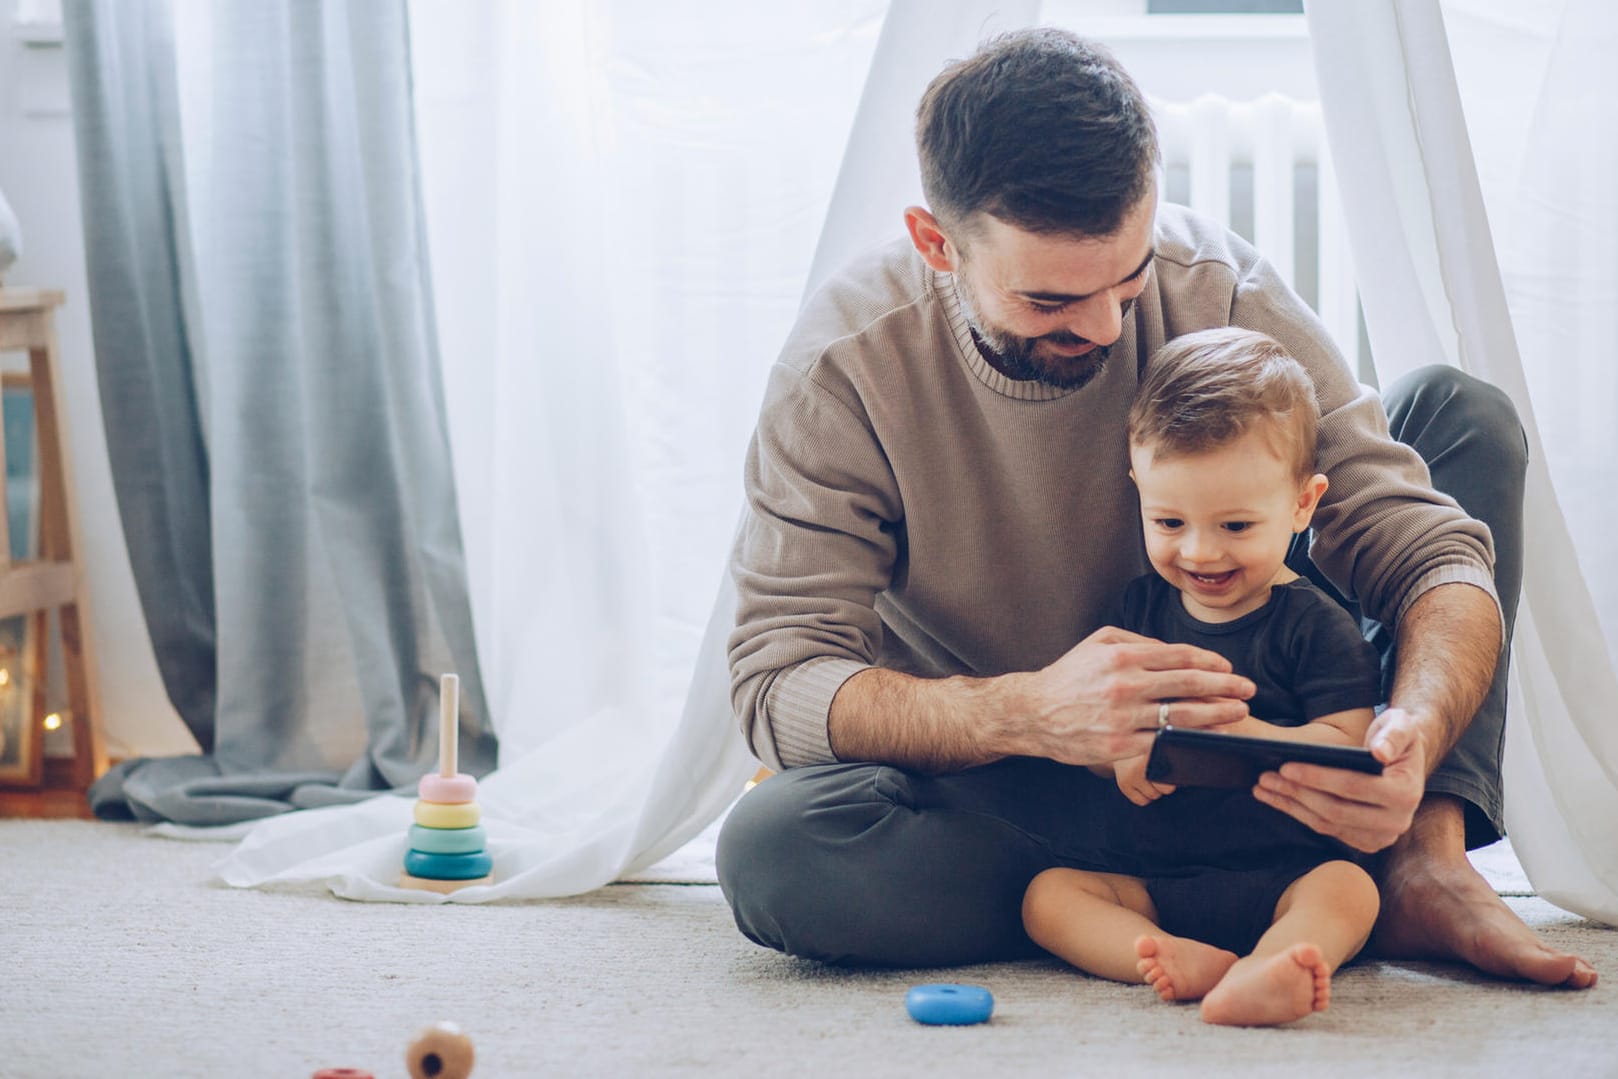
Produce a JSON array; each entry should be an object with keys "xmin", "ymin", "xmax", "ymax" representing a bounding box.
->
[
  {"xmin": 1134, "ymin": 934, "xmax": 1238, "ymax": 1002},
  {"xmin": 1200, "ymin": 943, "xmax": 1331, "ymax": 1026}
]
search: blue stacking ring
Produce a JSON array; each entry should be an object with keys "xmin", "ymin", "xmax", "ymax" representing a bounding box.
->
[
  {"xmin": 905, "ymin": 984, "xmax": 995, "ymax": 1026},
  {"xmin": 408, "ymin": 823, "xmax": 487, "ymax": 855},
  {"xmin": 404, "ymin": 849, "xmax": 493, "ymax": 881}
]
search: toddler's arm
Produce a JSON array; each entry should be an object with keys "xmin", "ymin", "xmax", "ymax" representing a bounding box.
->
[{"xmin": 1215, "ymin": 708, "xmax": 1375, "ymax": 750}]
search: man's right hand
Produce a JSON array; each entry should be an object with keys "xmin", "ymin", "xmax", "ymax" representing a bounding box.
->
[{"xmin": 1010, "ymin": 625, "xmax": 1254, "ymax": 767}]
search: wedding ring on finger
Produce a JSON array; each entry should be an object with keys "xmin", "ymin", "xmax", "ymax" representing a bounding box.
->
[{"xmin": 1158, "ymin": 701, "xmax": 1171, "ymax": 729}]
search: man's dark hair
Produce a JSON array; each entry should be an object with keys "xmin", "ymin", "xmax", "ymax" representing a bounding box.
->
[{"xmin": 916, "ymin": 28, "xmax": 1159, "ymax": 240}]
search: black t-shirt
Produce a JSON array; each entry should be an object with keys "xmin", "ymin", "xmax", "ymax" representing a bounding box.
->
[
  {"xmin": 1116, "ymin": 573, "xmax": 1382, "ymax": 725},
  {"xmin": 1089, "ymin": 573, "xmax": 1382, "ymax": 881}
]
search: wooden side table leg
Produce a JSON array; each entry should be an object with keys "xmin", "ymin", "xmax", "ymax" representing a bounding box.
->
[
  {"xmin": 28, "ymin": 314, "xmax": 107, "ymax": 788},
  {"xmin": 59, "ymin": 603, "xmax": 103, "ymax": 789},
  {"xmin": 24, "ymin": 607, "xmax": 48, "ymax": 786}
]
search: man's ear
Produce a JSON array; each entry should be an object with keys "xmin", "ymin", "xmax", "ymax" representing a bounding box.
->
[
  {"xmin": 904, "ymin": 206, "xmax": 959, "ymax": 272},
  {"xmin": 1293, "ymin": 473, "xmax": 1329, "ymax": 531}
]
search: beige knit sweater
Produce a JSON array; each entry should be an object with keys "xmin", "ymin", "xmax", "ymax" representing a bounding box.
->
[{"xmin": 728, "ymin": 204, "xmax": 1497, "ymax": 770}]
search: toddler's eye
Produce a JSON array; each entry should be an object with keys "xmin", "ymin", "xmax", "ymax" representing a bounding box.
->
[
  {"xmin": 1155, "ymin": 518, "xmax": 1183, "ymax": 530},
  {"xmin": 1222, "ymin": 522, "xmax": 1253, "ymax": 533}
]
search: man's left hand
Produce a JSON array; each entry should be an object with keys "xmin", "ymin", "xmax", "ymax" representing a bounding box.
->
[{"xmin": 1251, "ymin": 707, "xmax": 1428, "ymax": 852}]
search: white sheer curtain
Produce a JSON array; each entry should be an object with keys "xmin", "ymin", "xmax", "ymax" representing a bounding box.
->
[
  {"xmin": 1306, "ymin": 0, "xmax": 1618, "ymax": 923},
  {"xmin": 212, "ymin": 1, "xmax": 883, "ymax": 899},
  {"xmin": 213, "ymin": 0, "xmax": 1616, "ymax": 912}
]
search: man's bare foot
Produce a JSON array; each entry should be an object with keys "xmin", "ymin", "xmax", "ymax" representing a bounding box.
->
[
  {"xmin": 1135, "ymin": 934, "xmax": 1238, "ymax": 1002},
  {"xmin": 1375, "ymin": 800, "xmax": 1597, "ymax": 989},
  {"xmin": 1200, "ymin": 943, "xmax": 1331, "ymax": 1027}
]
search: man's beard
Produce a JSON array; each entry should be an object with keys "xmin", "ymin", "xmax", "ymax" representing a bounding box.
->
[{"xmin": 954, "ymin": 277, "xmax": 1110, "ymax": 391}]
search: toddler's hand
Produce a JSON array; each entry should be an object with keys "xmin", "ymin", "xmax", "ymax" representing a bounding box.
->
[{"xmin": 1115, "ymin": 753, "xmax": 1176, "ymax": 806}]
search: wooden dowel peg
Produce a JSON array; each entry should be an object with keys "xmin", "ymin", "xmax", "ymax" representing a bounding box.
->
[{"xmin": 439, "ymin": 673, "xmax": 459, "ymax": 778}]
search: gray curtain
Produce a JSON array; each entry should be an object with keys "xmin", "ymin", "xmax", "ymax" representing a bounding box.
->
[{"xmin": 64, "ymin": 0, "xmax": 495, "ymax": 824}]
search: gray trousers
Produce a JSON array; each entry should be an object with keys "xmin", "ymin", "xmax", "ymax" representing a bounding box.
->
[{"xmin": 717, "ymin": 366, "xmax": 1528, "ymax": 966}]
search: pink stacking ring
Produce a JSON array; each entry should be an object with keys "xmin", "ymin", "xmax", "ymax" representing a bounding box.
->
[{"xmin": 419, "ymin": 772, "xmax": 478, "ymax": 803}]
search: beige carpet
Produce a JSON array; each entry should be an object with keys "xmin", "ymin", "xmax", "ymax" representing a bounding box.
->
[{"xmin": 2, "ymin": 820, "xmax": 1613, "ymax": 1078}]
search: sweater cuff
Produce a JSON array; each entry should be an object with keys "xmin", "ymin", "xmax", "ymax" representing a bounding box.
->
[
  {"xmin": 1395, "ymin": 564, "xmax": 1505, "ymax": 652},
  {"xmin": 765, "ymin": 657, "xmax": 870, "ymax": 768}
]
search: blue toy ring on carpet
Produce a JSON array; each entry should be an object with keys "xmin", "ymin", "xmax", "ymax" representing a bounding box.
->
[{"xmin": 905, "ymin": 984, "xmax": 994, "ymax": 1025}]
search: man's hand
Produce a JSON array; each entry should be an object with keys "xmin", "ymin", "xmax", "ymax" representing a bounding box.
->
[
  {"xmin": 1013, "ymin": 625, "xmax": 1255, "ymax": 767},
  {"xmin": 1252, "ymin": 706, "xmax": 1428, "ymax": 852},
  {"xmin": 1114, "ymin": 752, "xmax": 1175, "ymax": 806}
]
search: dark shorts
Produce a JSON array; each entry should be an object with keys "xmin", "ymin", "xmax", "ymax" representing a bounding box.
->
[
  {"xmin": 1146, "ymin": 863, "xmax": 1320, "ymax": 955},
  {"xmin": 1098, "ymin": 784, "xmax": 1367, "ymax": 954}
]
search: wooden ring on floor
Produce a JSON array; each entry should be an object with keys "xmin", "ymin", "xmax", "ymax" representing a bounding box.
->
[{"xmin": 406, "ymin": 1022, "xmax": 475, "ymax": 1079}]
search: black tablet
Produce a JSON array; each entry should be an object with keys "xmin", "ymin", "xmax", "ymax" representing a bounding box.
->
[{"xmin": 1144, "ymin": 725, "xmax": 1383, "ymax": 789}]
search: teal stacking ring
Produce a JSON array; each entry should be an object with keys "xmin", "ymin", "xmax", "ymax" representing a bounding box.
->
[
  {"xmin": 403, "ymin": 849, "xmax": 493, "ymax": 881},
  {"xmin": 408, "ymin": 823, "xmax": 487, "ymax": 856},
  {"xmin": 905, "ymin": 984, "xmax": 995, "ymax": 1025}
]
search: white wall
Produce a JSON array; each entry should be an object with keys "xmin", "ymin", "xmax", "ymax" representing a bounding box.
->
[{"xmin": 0, "ymin": 0, "xmax": 196, "ymax": 759}]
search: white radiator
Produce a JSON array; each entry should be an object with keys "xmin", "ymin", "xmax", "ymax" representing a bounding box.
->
[{"xmin": 1152, "ymin": 93, "xmax": 1365, "ymax": 373}]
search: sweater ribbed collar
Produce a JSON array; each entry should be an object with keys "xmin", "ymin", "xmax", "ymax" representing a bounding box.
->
[{"xmin": 933, "ymin": 269, "xmax": 1090, "ymax": 402}]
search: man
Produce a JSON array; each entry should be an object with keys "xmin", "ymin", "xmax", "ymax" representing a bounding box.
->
[{"xmin": 718, "ymin": 28, "xmax": 1595, "ymax": 988}]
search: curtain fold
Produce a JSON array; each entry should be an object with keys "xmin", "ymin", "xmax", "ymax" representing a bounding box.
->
[
  {"xmin": 62, "ymin": 0, "xmax": 219, "ymax": 766},
  {"xmin": 1305, "ymin": 0, "xmax": 1618, "ymax": 923},
  {"xmin": 65, "ymin": 0, "xmax": 492, "ymax": 825}
]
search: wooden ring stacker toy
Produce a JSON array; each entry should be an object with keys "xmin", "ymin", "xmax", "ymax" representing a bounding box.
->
[{"xmin": 399, "ymin": 674, "xmax": 494, "ymax": 892}]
